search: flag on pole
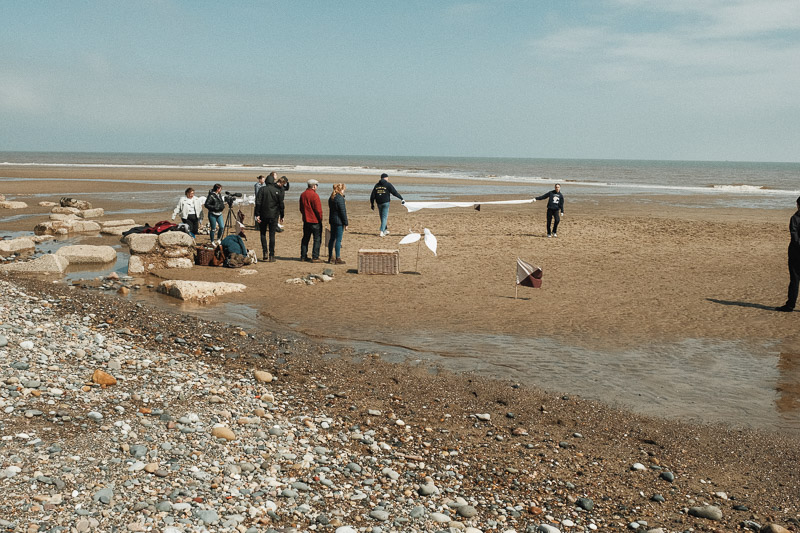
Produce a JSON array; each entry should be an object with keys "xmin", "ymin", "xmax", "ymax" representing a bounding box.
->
[{"xmin": 516, "ymin": 257, "xmax": 542, "ymax": 288}]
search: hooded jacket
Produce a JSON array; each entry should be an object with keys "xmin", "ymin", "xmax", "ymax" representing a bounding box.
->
[{"xmin": 255, "ymin": 175, "xmax": 285, "ymax": 220}]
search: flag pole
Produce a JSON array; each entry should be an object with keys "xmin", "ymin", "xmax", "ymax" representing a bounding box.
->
[
  {"xmin": 514, "ymin": 262, "xmax": 518, "ymax": 299},
  {"xmin": 415, "ymin": 239, "xmax": 421, "ymax": 272}
]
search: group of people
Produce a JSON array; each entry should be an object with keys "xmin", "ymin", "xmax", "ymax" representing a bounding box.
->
[{"xmin": 252, "ymin": 172, "xmax": 349, "ymax": 264}]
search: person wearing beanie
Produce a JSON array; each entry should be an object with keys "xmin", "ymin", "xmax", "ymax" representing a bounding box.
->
[{"xmin": 369, "ymin": 172, "xmax": 404, "ymax": 237}]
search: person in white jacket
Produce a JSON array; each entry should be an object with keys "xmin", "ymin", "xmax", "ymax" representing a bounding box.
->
[{"xmin": 171, "ymin": 187, "xmax": 204, "ymax": 235}]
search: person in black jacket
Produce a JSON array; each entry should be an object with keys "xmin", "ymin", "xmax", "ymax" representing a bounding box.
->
[
  {"xmin": 254, "ymin": 174, "xmax": 285, "ymax": 262},
  {"xmin": 535, "ymin": 183, "xmax": 565, "ymax": 237},
  {"xmin": 370, "ymin": 173, "xmax": 404, "ymax": 237},
  {"xmin": 776, "ymin": 196, "xmax": 800, "ymax": 312},
  {"xmin": 327, "ymin": 183, "xmax": 349, "ymax": 264},
  {"xmin": 205, "ymin": 184, "xmax": 225, "ymax": 242}
]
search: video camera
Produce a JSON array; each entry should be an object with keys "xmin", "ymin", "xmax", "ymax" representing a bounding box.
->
[{"xmin": 223, "ymin": 191, "xmax": 243, "ymax": 207}]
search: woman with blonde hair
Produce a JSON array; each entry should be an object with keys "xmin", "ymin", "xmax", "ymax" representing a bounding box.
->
[{"xmin": 327, "ymin": 183, "xmax": 349, "ymax": 264}]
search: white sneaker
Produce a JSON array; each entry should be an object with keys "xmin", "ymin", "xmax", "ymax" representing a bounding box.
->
[
  {"xmin": 547, "ymin": 234, "xmax": 552, "ymax": 238},
  {"xmin": 553, "ymin": 232, "xmax": 557, "ymax": 237},
  {"xmin": 379, "ymin": 231, "xmax": 386, "ymax": 237},
  {"xmin": 384, "ymin": 229, "xmax": 390, "ymax": 235}
]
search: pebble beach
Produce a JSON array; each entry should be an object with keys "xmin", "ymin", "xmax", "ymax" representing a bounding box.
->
[{"xmin": 1, "ymin": 276, "xmax": 799, "ymax": 533}]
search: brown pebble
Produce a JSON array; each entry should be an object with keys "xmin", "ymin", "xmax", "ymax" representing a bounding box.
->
[
  {"xmin": 91, "ymin": 369, "xmax": 117, "ymax": 386},
  {"xmin": 254, "ymin": 370, "xmax": 273, "ymax": 383},
  {"xmin": 211, "ymin": 426, "xmax": 236, "ymax": 441}
]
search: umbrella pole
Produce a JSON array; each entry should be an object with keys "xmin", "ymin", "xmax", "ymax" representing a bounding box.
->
[{"xmin": 415, "ymin": 240, "xmax": 421, "ymax": 272}]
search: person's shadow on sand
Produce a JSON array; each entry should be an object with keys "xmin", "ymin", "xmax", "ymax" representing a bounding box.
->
[{"xmin": 706, "ymin": 298, "xmax": 779, "ymax": 311}]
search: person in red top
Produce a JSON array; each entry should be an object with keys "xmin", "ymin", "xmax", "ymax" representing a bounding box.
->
[{"xmin": 299, "ymin": 179, "xmax": 324, "ymax": 262}]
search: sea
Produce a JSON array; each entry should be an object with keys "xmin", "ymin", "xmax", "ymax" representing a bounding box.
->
[
  {"xmin": 1, "ymin": 151, "xmax": 799, "ymax": 210},
  {"xmin": 3, "ymin": 151, "xmax": 800, "ymax": 433}
]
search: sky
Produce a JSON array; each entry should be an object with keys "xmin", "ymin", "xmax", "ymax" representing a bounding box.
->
[{"xmin": 1, "ymin": 1, "xmax": 799, "ymax": 162}]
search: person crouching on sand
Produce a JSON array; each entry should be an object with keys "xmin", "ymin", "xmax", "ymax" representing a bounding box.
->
[
  {"xmin": 171, "ymin": 187, "xmax": 204, "ymax": 236},
  {"xmin": 328, "ymin": 183, "xmax": 348, "ymax": 264},
  {"xmin": 776, "ymin": 195, "xmax": 800, "ymax": 312}
]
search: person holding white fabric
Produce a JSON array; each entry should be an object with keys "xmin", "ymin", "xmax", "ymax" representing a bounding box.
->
[
  {"xmin": 535, "ymin": 183, "xmax": 565, "ymax": 237},
  {"xmin": 171, "ymin": 187, "xmax": 204, "ymax": 236},
  {"xmin": 370, "ymin": 173, "xmax": 404, "ymax": 237}
]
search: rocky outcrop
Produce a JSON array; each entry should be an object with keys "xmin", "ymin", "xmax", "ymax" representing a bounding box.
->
[
  {"xmin": 34, "ymin": 219, "xmax": 101, "ymax": 236},
  {"xmin": 60, "ymin": 197, "xmax": 92, "ymax": 210},
  {"xmin": 55, "ymin": 245, "xmax": 117, "ymax": 264},
  {"xmin": 124, "ymin": 232, "xmax": 196, "ymax": 275},
  {"xmin": 0, "ymin": 201, "xmax": 28, "ymax": 209},
  {"xmin": 78, "ymin": 208, "xmax": 105, "ymax": 219},
  {"xmin": 0, "ymin": 254, "xmax": 69, "ymax": 274},
  {"xmin": 100, "ymin": 219, "xmax": 137, "ymax": 236},
  {"xmin": 156, "ymin": 280, "xmax": 246, "ymax": 302},
  {"xmin": 0, "ymin": 237, "xmax": 35, "ymax": 257}
]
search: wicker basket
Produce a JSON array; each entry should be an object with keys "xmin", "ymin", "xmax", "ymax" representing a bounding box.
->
[
  {"xmin": 195, "ymin": 245, "xmax": 216, "ymax": 266},
  {"xmin": 358, "ymin": 249, "xmax": 399, "ymax": 275}
]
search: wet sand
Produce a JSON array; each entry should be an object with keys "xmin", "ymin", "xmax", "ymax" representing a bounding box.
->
[{"xmin": 2, "ymin": 165, "xmax": 799, "ymax": 431}]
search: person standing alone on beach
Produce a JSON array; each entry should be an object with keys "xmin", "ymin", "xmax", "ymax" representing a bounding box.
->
[
  {"xmin": 535, "ymin": 183, "xmax": 565, "ymax": 237},
  {"xmin": 299, "ymin": 179, "xmax": 323, "ymax": 263},
  {"xmin": 370, "ymin": 173, "xmax": 404, "ymax": 237},
  {"xmin": 254, "ymin": 174, "xmax": 284, "ymax": 262},
  {"xmin": 776, "ymin": 196, "xmax": 800, "ymax": 312}
]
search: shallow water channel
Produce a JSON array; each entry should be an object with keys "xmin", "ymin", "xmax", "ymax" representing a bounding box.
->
[{"xmin": 6, "ymin": 231, "xmax": 798, "ymax": 435}]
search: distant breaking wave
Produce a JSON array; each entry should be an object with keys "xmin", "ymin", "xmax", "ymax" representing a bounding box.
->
[{"xmin": 2, "ymin": 160, "xmax": 798, "ymax": 197}]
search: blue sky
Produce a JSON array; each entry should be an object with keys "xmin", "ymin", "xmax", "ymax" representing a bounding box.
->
[{"xmin": 1, "ymin": 1, "xmax": 798, "ymax": 161}]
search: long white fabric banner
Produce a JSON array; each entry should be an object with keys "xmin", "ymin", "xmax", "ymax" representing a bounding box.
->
[{"xmin": 403, "ymin": 199, "xmax": 535, "ymax": 213}]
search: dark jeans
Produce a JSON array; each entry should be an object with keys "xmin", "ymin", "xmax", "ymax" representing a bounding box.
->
[
  {"xmin": 328, "ymin": 224, "xmax": 344, "ymax": 259},
  {"xmin": 786, "ymin": 246, "xmax": 800, "ymax": 309},
  {"xmin": 300, "ymin": 221, "xmax": 322, "ymax": 259},
  {"xmin": 546, "ymin": 208, "xmax": 561, "ymax": 235},
  {"xmin": 181, "ymin": 214, "xmax": 199, "ymax": 236},
  {"xmin": 259, "ymin": 217, "xmax": 278, "ymax": 257}
]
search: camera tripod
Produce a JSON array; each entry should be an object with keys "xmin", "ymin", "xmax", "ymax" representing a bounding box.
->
[{"xmin": 223, "ymin": 203, "xmax": 237, "ymax": 238}]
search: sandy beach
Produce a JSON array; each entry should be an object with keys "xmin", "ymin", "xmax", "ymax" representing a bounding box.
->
[
  {"xmin": 1, "ymin": 165, "xmax": 800, "ymax": 531},
  {"xmin": 2, "ymin": 165, "xmax": 798, "ymax": 428}
]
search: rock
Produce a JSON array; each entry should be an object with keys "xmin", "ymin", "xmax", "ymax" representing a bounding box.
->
[
  {"xmin": 0, "ymin": 254, "xmax": 69, "ymax": 273},
  {"xmin": 457, "ymin": 505, "xmax": 477, "ymax": 518},
  {"xmin": 30, "ymin": 235, "xmax": 55, "ymax": 243},
  {"xmin": 92, "ymin": 369, "xmax": 117, "ymax": 386},
  {"xmin": 34, "ymin": 219, "xmax": 100, "ymax": 235},
  {"xmin": 128, "ymin": 256, "xmax": 145, "ymax": 275},
  {"xmin": 158, "ymin": 231, "xmax": 194, "ymax": 247},
  {"xmin": 125, "ymin": 234, "xmax": 159, "ymax": 254},
  {"xmin": 418, "ymin": 483, "xmax": 438, "ymax": 496},
  {"xmin": 193, "ymin": 509, "xmax": 220, "ymax": 525},
  {"xmin": 631, "ymin": 463, "xmax": 646, "ymax": 471},
  {"xmin": 51, "ymin": 206, "xmax": 80, "ymax": 215},
  {"xmin": 165, "ymin": 257, "xmax": 193, "ymax": 269},
  {"xmin": 78, "ymin": 208, "xmax": 105, "ymax": 218},
  {"xmin": 369, "ymin": 510, "xmax": 389, "ymax": 521},
  {"xmin": 474, "ymin": 413, "xmax": 491, "ymax": 421},
  {"xmin": 102, "ymin": 219, "xmax": 136, "ymax": 228},
  {"xmin": 688, "ymin": 505, "xmax": 723, "ymax": 521},
  {"xmin": 49, "ymin": 213, "xmax": 80, "ymax": 221},
  {"xmin": 760, "ymin": 525, "xmax": 790, "ymax": 533},
  {"xmin": 660, "ymin": 471, "xmax": 675, "ymax": 482},
  {"xmin": 60, "ymin": 197, "xmax": 92, "ymax": 210},
  {"xmin": 254, "ymin": 370, "xmax": 273, "ymax": 383},
  {"xmin": 38, "ymin": 201, "xmax": 57, "ymax": 207},
  {"xmin": 55, "ymin": 245, "xmax": 117, "ymax": 263},
  {"xmin": 211, "ymin": 426, "xmax": 236, "ymax": 441},
  {"xmin": 0, "ymin": 201, "xmax": 28, "ymax": 209},
  {"xmin": 538, "ymin": 525, "xmax": 561, "ymax": 533},
  {"xmin": 576, "ymin": 497, "xmax": 594, "ymax": 511},
  {"xmin": 0, "ymin": 237, "xmax": 35, "ymax": 257},
  {"xmin": 93, "ymin": 488, "xmax": 114, "ymax": 504},
  {"xmin": 335, "ymin": 528, "xmax": 358, "ymax": 533},
  {"xmin": 157, "ymin": 280, "xmax": 247, "ymax": 302}
]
